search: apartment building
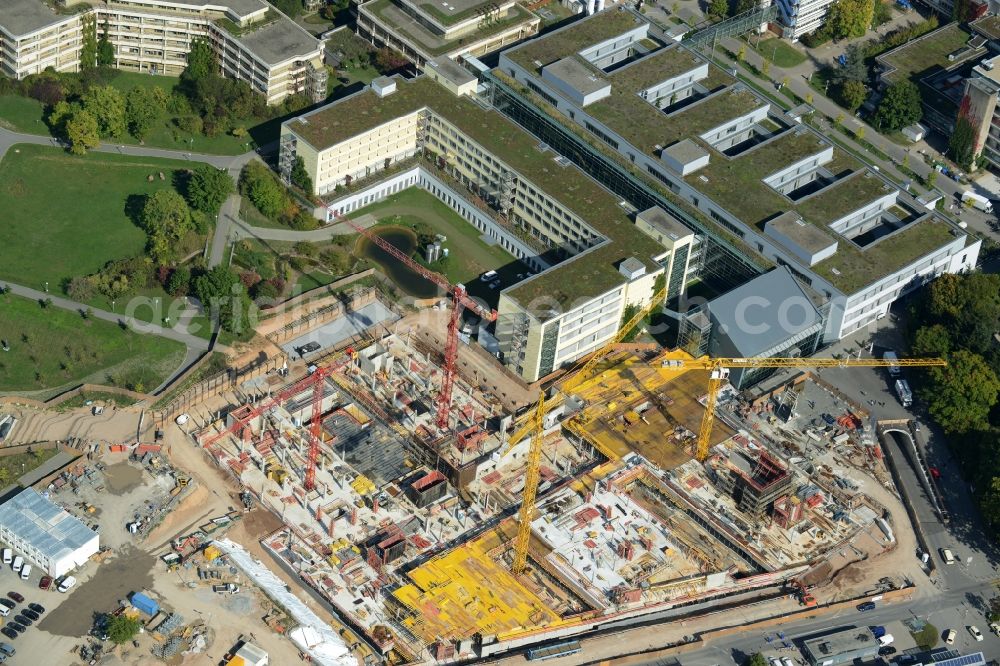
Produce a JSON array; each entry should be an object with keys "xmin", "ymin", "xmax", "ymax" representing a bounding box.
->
[
  {"xmin": 0, "ymin": 0, "xmax": 326, "ymax": 105},
  {"xmin": 357, "ymin": 0, "xmax": 540, "ymax": 68},
  {"xmin": 281, "ymin": 75, "xmax": 681, "ymax": 381},
  {"xmin": 774, "ymin": 0, "xmax": 836, "ymax": 41},
  {"xmin": 498, "ymin": 10, "xmax": 980, "ymax": 343},
  {"xmin": 963, "ymin": 53, "xmax": 1000, "ymax": 170}
]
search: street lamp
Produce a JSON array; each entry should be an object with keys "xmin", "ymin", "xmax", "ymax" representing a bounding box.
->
[{"xmin": 44, "ymin": 281, "xmax": 48, "ymax": 293}]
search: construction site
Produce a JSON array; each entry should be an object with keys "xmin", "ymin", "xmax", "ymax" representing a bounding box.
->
[{"xmin": 188, "ymin": 319, "xmax": 912, "ymax": 664}]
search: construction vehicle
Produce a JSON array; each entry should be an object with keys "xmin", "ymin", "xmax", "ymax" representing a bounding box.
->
[
  {"xmin": 788, "ymin": 579, "xmax": 816, "ymax": 606},
  {"xmin": 329, "ymin": 209, "xmax": 497, "ymax": 430},
  {"xmin": 212, "ymin": 583, "xmax": 240, "ymax": 594}
]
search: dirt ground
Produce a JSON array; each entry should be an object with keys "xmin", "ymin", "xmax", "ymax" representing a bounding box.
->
[
  {"xmin": 104, "ymin": 461, "xmax": 144, "ymax": 495},
  {"xmin": 1, "ymin": 403, "xmax": 143, "ymax": 446},
  {"xmin": 39, "ymin": 545, "xmax": 156, "ymax": 638}
]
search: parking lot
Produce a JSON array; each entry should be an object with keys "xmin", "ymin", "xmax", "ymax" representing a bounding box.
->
[{"xmin": 0, "ymin": 554, "xmax": 82, "ymax": 665}]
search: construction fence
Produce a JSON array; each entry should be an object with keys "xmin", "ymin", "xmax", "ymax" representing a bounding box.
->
[{"xmin": 152, "ymin": 354, "xmax": 285, "ymax": 424}]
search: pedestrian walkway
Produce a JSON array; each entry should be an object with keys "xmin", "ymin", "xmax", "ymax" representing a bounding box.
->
[{"xmin": 1, "ymin": 282, "xmax": 211, "ymax": 351}]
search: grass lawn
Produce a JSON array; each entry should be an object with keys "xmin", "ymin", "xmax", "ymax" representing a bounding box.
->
[
  {"xmin": 53, "ymin": 390, "xmax": 140, "ymax": 411},
  {"xmin": 756, "ymin": 38, "xmax": 807, "ymax": 68},
  {"xmin": 0, "ymin": 448, "xmax": 60, "ymax": 482},
  {"xmin": 0, "ymin": 95, "xmax": 48, "ymax": 134},
  {"xmin": 0, "ymin": 144, "xmax": 194, "ymax": 289},
  {"xmin": 0, "ymin": 292, "xmax": 186, "ymax": 393},
  {"xmin": 354, "ymin": 188, "xmax": 526, "ymax": 285},
  {"xmin": 292, "ymin": 270, "xmax": 340, "ymax": 295}
]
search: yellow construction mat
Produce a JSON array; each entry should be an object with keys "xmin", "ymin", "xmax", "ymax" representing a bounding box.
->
[{"xmin": 393, "ymin": 529, "xmax": 562, "ymax": 642}]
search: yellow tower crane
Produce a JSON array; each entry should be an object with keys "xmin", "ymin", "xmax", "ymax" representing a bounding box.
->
[
  {"xmin": 656, "ymin": 355, "xmax": 947, "ymax": 461},
  {"xmin": 501, "ymin": 285, "xmax": 668, "ymax": 575}
]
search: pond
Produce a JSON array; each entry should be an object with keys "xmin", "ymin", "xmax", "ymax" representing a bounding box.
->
[{"xmin": 356, "ymin": 226, "xmax": 440, "ymax": 299}]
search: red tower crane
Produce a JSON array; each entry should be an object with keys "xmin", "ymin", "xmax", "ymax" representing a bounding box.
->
[
  {"xmin": 199, "ymin": 354, "xmax": 352, "ymax": 490},
  {"xmin": 330, "ymin": 210, "xmax": 496, "ymax": 430}
]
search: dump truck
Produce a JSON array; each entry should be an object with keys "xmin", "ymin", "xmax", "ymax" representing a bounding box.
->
[
  {"xmin": 895, "ymin": 379, "xmax": 913, "ymax": 408},
  {"xmin": 961, "ymin": 190, "xmax": 993, "ymax": 213},
  {"xmin": 212, "ymin": 583, "xmax": 240, "ymax": 594}
]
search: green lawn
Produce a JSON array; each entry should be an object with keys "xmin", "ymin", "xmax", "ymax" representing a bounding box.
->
[
  {"xmin": 0, "ymin": 144, "xmax": 193, "ymax": 288},
  {"xmin": 0, "ymin": 292, "xmax": 186, "ymax": 393},
  {"xmin": 0, "ymin": 448, "xmax": 60, "ymax": 482},
  {"xmin": 0, "ymin": 95, "xmax": 48, "ymax": 134},
  {"xmin": 351, "ymin": 188, "xmax": 530, "ymax": 300},
  {"xmin": 756, "ymin": 38, "xmax": 807, "ymax": 68}
]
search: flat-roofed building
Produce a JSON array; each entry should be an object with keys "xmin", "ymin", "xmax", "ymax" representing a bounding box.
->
[
  {"xmin": 498, "ymin": 10, "xmax": 980, "ymax": 344},
  {"xmin": 0, "ymin": 488, "xmax": 99, "ymax": 577},
  {"xmin": 357, "ymin": 0, "xmax": 540, "ymax": 68},
  {"xmin": 0, "ymin": 0, "xmax": 326, "ymax": 104},
  {"xmin": 801, "ymin": 626, "xmax": 879, "ymax": 666},
  {"xmin": 280, "ymin": 74, "xmax": 668, "ymax": 381}
]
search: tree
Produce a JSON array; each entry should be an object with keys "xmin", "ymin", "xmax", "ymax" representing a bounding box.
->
[
  {"xmin": 239, "ymin": 162, "xmax": 289, "ymax": 220},
  {"xmin": 708, "ymin": 0, "xmax": 728, "ymax": 17},
  {"xmin": 737, "ymin": 45, "xmax": 746, "ymax": 62},
  {"xmin": 65, "ymin": 109, "xmax": 101, "ymax": 155},
  {"xmin": 187, "ymin": 165, "xmax": 234, "ymax": 215},
  {"xmin": 854, "ymin": 126, "xmax": 865, "ymax": 141},
  {"xmin": 836, "ymin": 45, "xmax": 869, "ymax": 86},
  {"xmin": 619, "ymin": 303, "xmax": 642, "ymax": 343},
  {"xmin": 290, "ymin": 155, "xmax": 313, "ymax": 195},
  {"xmin": 922, "ymin": 350, "xmax": 1000, "ymax": 435},
  {"xmin": 167, "ymin": 265, "xmax": 192, "ymax": 296},
  {"xmin": 97, "ymin": 22, "xmax": 114, "ymax": 67},
  {"xmin": 125, "ymin": 87, "xmax": 160, "ymax": 140},
  {"xmin": 182, "ymin": 40, "xmax": 216, "ymax": 83},
  {"xmin": 826, "ymin": 0, "xmax": 875, "ymax": 39},
  {"xmin": 871, "ymin": 0, "xmax": 892, "ymax": 27},
  {"xmin": 745, "ymin": 655, "xmax": 768, "ymax": 666},
  {"xmin": 873, "ymin": 80, "xmax": 922, "ymax": 132},
  {"xmin": 80, "ymin": 15, "xmax": 97, "ymax": 71},
  {"xmin": 950, "ymin": 96, "xmax": 979, "ymax": 169},
  {"xmin": 106, "ymin": 614, "xmax": 141, "ymax": 645},
  {"xmin": 82, "ymin": 85, "xmax": 127, "ymax": 138},
  {"xmin": 141, "ymin": 190, "xmax": 193, "ymax": 264},
  {"xmin": 374, "ymin": 47, "xmax": 408, "ymax": 72},
  {"xmin": 193, "ymin": 266, "xmax": 253, "ymax": 334},
  {"xmin": 839, "ymin": 80, "xmax": 868, "ymax": 111},
  {"xmin": 911, "ymin": 324, "xmax": 952, "ymax": 358}
]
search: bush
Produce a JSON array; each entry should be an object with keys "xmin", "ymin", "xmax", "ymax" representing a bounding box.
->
[
  {"xmin": 166, "ymin": 265, "xmax": 191, "ymax": 296},
  {"xmin": 175, "ymin": 115, "xmax": 203, "ymax": 134}
]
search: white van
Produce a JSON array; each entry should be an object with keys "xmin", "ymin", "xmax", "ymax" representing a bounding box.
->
[
  {"xmin": 942, "ymin": 548, "xmax": 956, "ymax": 564},
  {"xmin": 2, "ymin": 549, "xmax": 11, "ymax": 565},
  {"xmin": 57, "ymin": 576, "xmax": 76, "ymax": 593},
  {"xmin": 884, "ymin": 351, "xmax": 901, "ymax": 377},
  {"xmin": 19, "ymin": 564, "xmax": 30, "ymax": 580},
  {"xmin": 10, "ymin": 556, "xmax": 22, "ymax": 573},
  {"xmin": 0, "ymin": 606, "xmax": 9, "ymax": 618}
]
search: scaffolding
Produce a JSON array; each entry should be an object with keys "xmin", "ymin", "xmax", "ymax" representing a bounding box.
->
[{"xmin": 278, "ymin": 134, "xmax": 297, "ymax": 184}]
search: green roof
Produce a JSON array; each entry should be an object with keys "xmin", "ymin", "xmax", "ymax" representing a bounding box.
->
[
  {"xmin": 812, "ymin": 216, "xmax": 958, "ymax": 293},
  {"xmin": 507, "ymin": 8, "xmax": 640, "ymax": 72},
  {"xmin": 364, "ymin": 0, "xmax": 538, "ymax": 57},
  {"xmin": 502, "ymin": 11, "xmax": 971, "ymax": 296},
  {"xmin": 287, "ymin": 77, "xmax": 664, "ymax": 314},
  {"xmin": 877, "ymin": 23, "xmax": 976, "ymax": 85}
]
